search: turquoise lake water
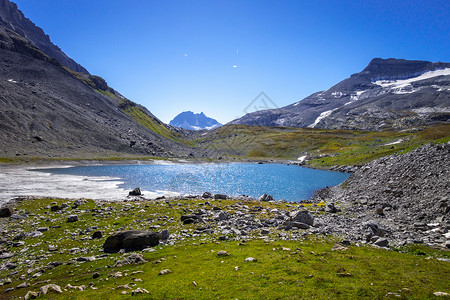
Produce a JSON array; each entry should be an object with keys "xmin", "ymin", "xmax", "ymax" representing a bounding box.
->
[{"xmin": 40, "ymin": 163, "xmax": 349, "ymax": 202}]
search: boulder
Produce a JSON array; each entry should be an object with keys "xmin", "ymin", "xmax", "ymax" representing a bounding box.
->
[
  {"xmin": 202, "ymin": 192, "xmax": 212, "ymax": 198},
  {"xmin": 325, "ymin": 202, "xmax": 338, "ymax": 213},
  {"xmin": 292, "ymin": 210, "xmax": 314, "ymax": 226},
  {"xmin": 214, "ymin": 194, "xmax": 227, "ymax": 200},
  {"xmin": 160, "ymin": 229, "xmax": 170, "ymax": 241},
  {"xmin": 0, "ymin": 207, "xmax": 13, "ymax": 218},
  {"xmin": 103, "ymin": 230, "xmax": 159, "ymax": 252},
  {"xmin": 128, "ymin": 187, "xmax": 142, "ymax": 196}
]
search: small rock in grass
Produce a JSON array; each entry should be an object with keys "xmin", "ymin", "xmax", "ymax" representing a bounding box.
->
[
  {"xmin": 39, "ymin": 284, "xmax": 62, "ymax": 295},
  {"xmin": 115, "ymin": 253, "xmax": 147, "ymax": 267},
  {"xmin": 217, "ymin": 250, "xmax": 229, "ymax": 256},
  {"xmin": 331, "ymin": 243, "xmax": 349, "ymax": 252},
  {"xmin": 67, "ymin": 215, "xmax": 78, "ymax": 222},
  {"xmin": 93, "ymin": 272, "xmax": 100, "ymax": 279},
  {"xmin": 92, "ymin": 231, "xmax": 103, "ymax": 239},
  {"xmin": 374, "ymin": 238, "xmax": 389, "ymax": 247},
  {"xmin": 24, "ymin": 291, "xmax": 38, "ymax": 300},
  {"xmin": 131, "ymin": 288, "xmax": 149, "ymax": 295},
  {"xmin": 0, "ymin": 207, "xmax": 13, "ymax": 217},
  {"xmin": 337, "ymin": 273, "xmax": 352, "ymax": 277},
  {"xmin": 158, "ymin": 269, "xmax": 172, "ymax": 275},
  {"xmin": 245, "ymin": 257, "xmax": 257, "ymax": 262},
  {"xmin": 434, "ymin": 292, "xmax": 450, "ymax": 296},
  {"xmin": 16, "ymin": 282, "xmax": 29, "ymax": 289}
]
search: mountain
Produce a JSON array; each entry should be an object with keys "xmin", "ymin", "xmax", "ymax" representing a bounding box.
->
[
  {"xmin": 0, "ymin": 0, "xmax": 88, "ymax": 74},
  {"xmin": 169, "ymin": 111, "xmax": 222, "ymax": 130},
  {"xmin": 230, "ymin": 58, "xmax": 450, "ymax": 131},
  {"xmin": 0, "ymin": 0, "xmax": 204, "ymax": 159}
]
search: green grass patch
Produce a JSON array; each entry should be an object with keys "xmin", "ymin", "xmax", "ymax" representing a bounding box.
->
[{"xmin": 1, "ymin": 198, "xmax": 449, "ymax": 299}]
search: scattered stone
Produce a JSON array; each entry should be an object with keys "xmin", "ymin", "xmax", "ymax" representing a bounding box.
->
[
  {"xmin": 0, "ymin": 252, "xmax": 14, "ymax": 259},
  {"xmin": 103, "ymin": 230, "xmax": 159, "ymax": 252},
  {"xmin": 245, "ymin": 257, "xmax": 257, "ymax": 262},
  {"xmin": 24, "ymin": 291, "xmax": 38, "ymax": 300},
  {"xmin": 50, "ymin": 205, "xmax": 61, "ymax": 212},
  {"xmin": 93, "ymin": 272, "xmax": 100, "ymax": 279},
  {"xmin": 214, "ymin": 194, "xmax": 227, "ymax": 200},
  {"xmin": 292, "ymin": 210, "xmax": 314, "ymax": 226},
  {"xmin": 65, "ymin": 284, "xmax": 86, "ymax": 291},
  {"xmin": 202, "ymin": 192, "xmax": 212, "ymax": 198},
  {"xmin": 259, "ymin": 193, "xmax": 274, "ymax": 201},
  {"xmin": 129, "ymin": 188, "xmax": 142, "ymax": 196},
  {"xmin": 67, "ymin": 215, "xmax": 78, "ymax": 222},
  {"xmin": 39, "ymin": 284, "xmax": 62, "ymax": 295},
  {"xmin": 36, "ymin": 227, "xmax": 49, "ymax": 232},
  {"xmin": 434, "ymin": 292, "xmax": 450, "ymax": 296},
  {"xmin": 27, "ymin": 231, "xmax": 43, "ymax": 238},
  {"xmin": 158, "ymin": 269, "xmax": 172, "ymax": 275},
  {"xmin": 337, "ymin": 273, "xmax": 352, "ymax": 277},
  {"xmin": 373, "ymin": 238, "xmax": 389, "ymax": 247},
  {"xmin": 16, "ymin": 282, "xmax": 29, "ymax": 289},
  {"xmin": 217, "ymin": 250, "xmax": 229, "ymax": 256},
  {"xmin": 131, "ymin": 288, "xmax": 149, "ymax": 295},
  {"xmin": 92, "ymin": 231, "xmax": 103, "ymax": 239},
  {"xmin": 0, "ymin": 206, "xmax": 13, "ymax": 217},
  {"xmin": 115, "ymin": 253, "xmax": 147, "ymax": 267}
]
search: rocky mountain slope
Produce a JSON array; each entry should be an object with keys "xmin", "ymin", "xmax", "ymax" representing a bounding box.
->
[
  {"xmin": 0, "ymin": 0, "xmax": 88, "ymax": 74},
  {"xmin": 169, "ymin": 111, "xmax": 221, "ymax": 130},
  {"xmin": 312, "ymin": 142, "xmax": 450, "ymax": 247},
  {"xmin": 231, "ymin": 58, "xmax": 450, "ymax": 131},
  {"xmin": 0, "ymin": 0, "xmax": 204, "ymax": 159}
]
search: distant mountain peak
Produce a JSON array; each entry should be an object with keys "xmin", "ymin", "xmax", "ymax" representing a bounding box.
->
[{"xmin": 169, "ymin": 111, "xmax": 222, "ymax": 130}]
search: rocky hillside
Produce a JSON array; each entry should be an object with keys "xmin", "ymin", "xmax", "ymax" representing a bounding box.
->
[
  {"xmin": 0, "ymin": 0, "xmax": 205, "ymax": 159},
  {"xmin": 231, "ymin": 58, "xmax": 450, "ymax": 131},
  {"xmin": 0, "ymin": 0, "xmax": 88, "ymax": 74},
  {"xmin": 312, "ymin": 142, "xmax": 450, "ymax": 248},
  {"xmin": 169, "ymin": 111, "xmax": 221, "ymax": 130}
]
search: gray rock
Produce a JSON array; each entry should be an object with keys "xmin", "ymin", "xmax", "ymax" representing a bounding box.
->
[
  {"xmin": 92, "ymin": 231, "xmax": 103, "ymax": 239},
  {"xmin": 27, "ymin": 231, "xmax": 43, "ymax": 238},
  {"xmin": 202, "ymin": 192, "xmax": 212, "ymax": 198},
  {"xmin": 39, "ymin": 284, "xmax": 62, "ymax": 295},
  {"xmin": 115, "ymin": 253, "xmax": 147, "ymax": 267},
  {"xmin": 67, "ymin": 215, "xmax": 78, "ymax": 222},
  {"xmin": 214, "ymin": 194, "xmax": 227, "ymax": 200},
  {"xmin": 0, "ymin": 207, "xmax": 13, "ymax": 217},
  {"xmin": 292, "ymin": 210, "xmax": 314, "ymax": 226},
  {"xmin": 128, "ymin": 187, "xmax": 142, "ymax": 196},
  {"xmin": 103, "ymin": 230, "xmax": 159, "ymax": 252},
  {"xmin": 374, "ymin": 238, "xmax": 389, "ymax": 247}
]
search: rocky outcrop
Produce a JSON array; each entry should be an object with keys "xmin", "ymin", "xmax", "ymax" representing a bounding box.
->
[{"xmin": 312, "ymin": 143, "xmax": 450, "ymax": 247}]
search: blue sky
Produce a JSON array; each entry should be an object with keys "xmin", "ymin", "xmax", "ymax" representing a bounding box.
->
[{"xmin": 14, "ymin": 0, "xmax": 450, "ymax": 124}]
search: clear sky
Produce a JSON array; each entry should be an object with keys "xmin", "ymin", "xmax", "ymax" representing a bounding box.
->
[{"xmin": 13, "ymin": 0, "xmax": 450, "ymax": 124}]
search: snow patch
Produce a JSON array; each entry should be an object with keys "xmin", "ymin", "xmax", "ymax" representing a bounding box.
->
[
  {"xmin": 297, "ymin": 155, "xmax": 307, "ymax": 162},
  {"xmin": 384, "ymin": 139, "xmax": 403, "ymax": 146},
  {"xmin": 373, "ymin": 68, "xmax": 450, "ymax": 88},
  {"xmin": 308, "ymin": 109, "xmax": 337, "ymax": 128}
]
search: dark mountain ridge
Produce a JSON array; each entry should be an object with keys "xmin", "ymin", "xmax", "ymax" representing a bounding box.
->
[
  {"xmin": 0, "ymin": 0, "xmax": 88, "ymax": 74},
  {"xmin": 231, "ymin": 58, "xmax": 450, "ymax": 131},
  {"xmin": 0, "ymin": 0, "xmax": 205, "ymax": 159}
]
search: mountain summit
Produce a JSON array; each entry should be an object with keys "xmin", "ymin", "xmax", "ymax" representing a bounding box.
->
[
  {"xmin": 230, "ymin": 58, "xmax": 450, "ymax": 131},
  {"xmin": 169, "ymin": 111, "xmax": 222, "ymax": 130}
]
